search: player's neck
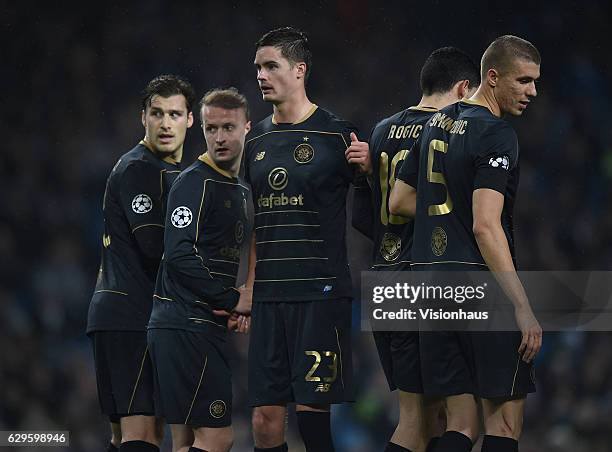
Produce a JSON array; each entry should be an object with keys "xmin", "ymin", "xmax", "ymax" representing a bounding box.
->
[
  {"xmin": 200, "ymin": 152, "xmax": 238, "ymax": 177},
  {"xmin": 417, "ymin": 93, "xmax": 458, "ymax": 111},
  {"xmin": 272, "ymin": 93, "xmax": 313, "ymax": 124},
  {"xmin": 162, "ymin": 147, "xmax": 183, "ymax": 165},
  {"xmin": 142, "ymin": 138, "xmax": 183, "ymax": 165},
  {"xmin": 469, "ymin": 87, "xmax": 501, "ymax": 117},
  {"xmin": 144, "ymin": 139, "xmax": 183, "ymax": 165},
  {"xmin": 221, "ymin": 159, "xmax": 240, "ymax": 177}
]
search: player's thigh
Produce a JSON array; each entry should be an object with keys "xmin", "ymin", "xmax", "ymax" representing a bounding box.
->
[
  {"xmin": 481, "ymin": 397, "xmax": 525, "ymax": 439},
  {"xmin": 248, "ymin": 302, "xmax": 293, "ymax": 406},
  {"xmin": 419, "ymin": 331, "xmax": 474, "ymax": 397},
  {"xmin": 148, "ymin": 328, "xmax": 232, "ymax": 428},
  {"xmin": 288, "ymin": 299, "xmax": 354, "ymax": 405},
  {"xmin": 374, "ymin": 330, "xmax": 423, "ymax": 393},
  {"xmin": 471, "ymin": 331, "xmax": 536, "ymax": 399},
  {"xmin": 91, "ymin": 330, "xmax": 155, "ymax": 418}
]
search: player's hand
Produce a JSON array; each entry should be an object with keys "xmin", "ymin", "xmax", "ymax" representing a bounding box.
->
[
  {"xmin": 345, "ymin": 132, "xmax": 372, "ymax": 175},
  {"xmin": 227, "ymin": 312, "xmax": 251, "ymax": 333},
  {"xmin": 515, "ymin": 305, "xmax": 542, "ymax": 363},
  {"xmin": 233, "ymin": 285, "xmax": 253, "ymax": 315},
  {"xmin": 214, "ymin": 306, "xmax": 251, "ymax": 333}
]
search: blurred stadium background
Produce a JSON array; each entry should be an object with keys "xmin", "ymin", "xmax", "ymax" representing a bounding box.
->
[{"xmin": 3, "ymin": 1, "xmax": 612, "ymax": 450}]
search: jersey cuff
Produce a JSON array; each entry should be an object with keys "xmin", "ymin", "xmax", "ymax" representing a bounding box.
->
[
  {"xmin": 213, "ymin": 288, "xmax": 240, "ymax": 312},
  {"xmin": 397, "ymin": 172, "xmax": 417, "ymax": 189}
]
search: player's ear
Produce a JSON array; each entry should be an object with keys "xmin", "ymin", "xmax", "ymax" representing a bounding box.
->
[
  {"xmin": 141, "ymin": 109, "xmax": 146, "ymax": 128},
  {"xmin": 245, "ymin": 120, "xmax": 252, "ymax": 134},
  {"xmin": 295, "ymin": 62, "xmax": 307, "ymax": 80},
  {"xmin": 455, "ymin": 80, "xmax": 469, "ymax": 100},
  {"xmin": 187, "ymin": 111, "xmax": 194, "ymax": 128},
  {"xmin": 487, "ymin": 68, "xmax": 499, "ymax": 88}
]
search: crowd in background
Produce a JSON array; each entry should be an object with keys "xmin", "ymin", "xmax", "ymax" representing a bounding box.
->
[{"xmin": 2, "ymin": 1, "xmax": 612, "ymax": 450}]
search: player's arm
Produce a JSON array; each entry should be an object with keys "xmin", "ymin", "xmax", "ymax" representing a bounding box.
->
[
  {"xmin": 473, "ymin": 126, "xmax": 541, "ymax": 362},
  {"xmin": 226, "ymin": 232, "xmax": 255, "ymax": 321},
  {"xmin": 241, "ymin": 141, "xmax": 257, "ymax": 294},
  {"xmin": 389, "ymin": 180, "xmax": 416, "ymax": 218},
  {"xmin": 349, "ymin": 126, "xmax": 376, "ymax": 239},
  {"xmin": 217, "ymin": 232, "xmax": 255, "ymax": 331},
  {"xmin": 119, "ymin": 161, "xmax": 165, "ymax": 277},
  {"xmin": 389, "ymin": 140, "xmax": 420, "ymax": 218},
  {"xmin": 245, "ymin": 232, "xmax": 256, "ymax": 289},
  {"xmin": 351, "ymin": 180, "xmax": 374, "ymax": 240},
  {"xmin": 472, "ymin": 189, "xmax": 540, "ymax": 362},
  {"xmin": 163, "ymin": 176, "xmax": 245, "ymax": 313}
]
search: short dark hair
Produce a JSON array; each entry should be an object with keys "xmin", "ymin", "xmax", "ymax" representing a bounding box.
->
[
  {"xmin": 255, "ymin": 27, "xmax": 312, "ymax": 82},
  {"xmin": 141, "ymin": 74, "xmax": 196, "ymax": 112},
  {"xmin": 481, "ymin": 35, "xmax": 541, "ymax": 78},
  {"xmin": 198, "ymin": 87, "xmax": 250, "ymax": 122},
  {"xmin": 420, "ymin": 47, "xmax": 480, "ymax": 96}
]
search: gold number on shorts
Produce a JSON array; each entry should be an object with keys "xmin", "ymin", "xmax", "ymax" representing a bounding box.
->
[
  {"xmin": 305, "ymin": 351, "xmax": 338, "ymax": 383},
  {"xmin": 322, "ymin": 351, "xmax": 338, "ymax": 383},
  {"xmin": 305, "ymin": 351, "xmax": 322, "ymax": 381}
]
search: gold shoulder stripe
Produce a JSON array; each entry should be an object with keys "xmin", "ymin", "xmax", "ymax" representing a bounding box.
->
[
  {"xmin": 199, "ymin": 153, "xmax": 234, "ymax": 179},
  {"xmin": 294, "ymin": 104, "xmax": 318, "ymax": 124},
  {"xmin": 246, "ymin": 129, "xmax": 346, "ymax": 146},
  {"xmin": 132, "ymin": 223, "xmax": 164, "ymax": 232},
  {"xmin": 139, "ymin": 139, "xmax": 154, "ymax": 152},
  {"xmin": 272, "ymin": 104, "xmax": 318, "ymax": 125},
  {"xmin": 95, "ymin": 289, "xmax": 128, "ymax": 296},
  {"xmin": 408, "ymin": 106, "xmax": 438, "ymax": 112}
]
